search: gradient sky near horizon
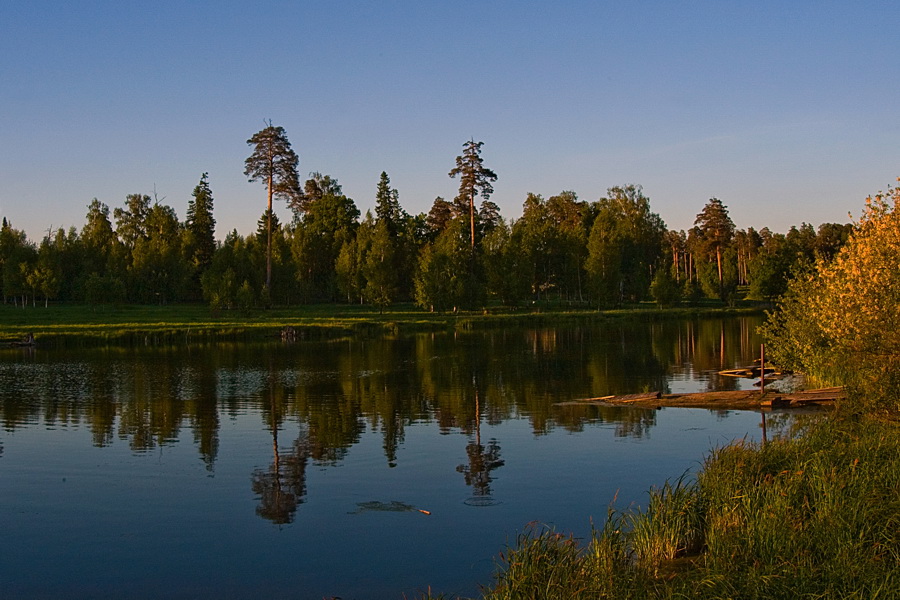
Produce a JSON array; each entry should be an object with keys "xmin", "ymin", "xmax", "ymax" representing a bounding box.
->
[{"xmin": 2, "ymin": 1, "xmax": 899, "ymax": 243}]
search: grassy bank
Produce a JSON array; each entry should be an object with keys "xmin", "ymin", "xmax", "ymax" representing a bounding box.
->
[
  {"xmin": 0, "ymin": 301, "xmax": 764, "ymax": 344},
  {"xmin": 439, "ymin": 415, "xmax": 899, "ymax": 599}
]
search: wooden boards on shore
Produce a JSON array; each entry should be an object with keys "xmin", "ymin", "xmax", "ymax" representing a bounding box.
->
[{"xmin": 556, "ymin": 387, "xmax": 844, "ymax": 410}]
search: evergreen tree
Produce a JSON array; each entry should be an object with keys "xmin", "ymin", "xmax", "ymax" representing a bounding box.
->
[
  {"xmin": 244, "ymin": 123, "xmax": 302, "ymax": 290},
  {"xmin": 694, "ymin": 197, "xmax": 735, "ymax": 295},
  {"xmin": 478, "ymin": 200, "xmax": 502, "ymax": 236},
  {"xmin": 374, "ymin": 171, "xmax": 405, "ymax": 234},
  {"xmin": 448, "ymin": 140, "xmax": 498, "ymax": 249},
  {"xmin": 426, "ymin": 197, "xmax": 453, "ymax": 240},
  {"xmin": 185, "ymin": 173, "xmax": 217, "ymax": 286}
]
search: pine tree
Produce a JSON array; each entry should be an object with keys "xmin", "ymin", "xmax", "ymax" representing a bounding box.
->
[
  {"xmin": 694, "ymin": 198, "xmax": 735, "ymax": 295},
  {"xmin": 449, "ymin": 140, "xmax": 498, "ymax": 249},
  {"xmin": 244, "ymin": 123, "xmax": 301, "ymax": 291}
]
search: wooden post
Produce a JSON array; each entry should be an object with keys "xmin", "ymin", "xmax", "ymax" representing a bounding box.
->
[
  {"xmin": 760, "ymin": 344, "xmax": 766, "ymax": 392},
  {"xmin": 760, "ymin": 343, "xmax": 767, "ymax": 445}
]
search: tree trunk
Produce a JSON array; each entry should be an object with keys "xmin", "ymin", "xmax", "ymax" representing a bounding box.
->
[
  {"xmin": 266, "ymin": 172, "xmax": 273, "ymax": 291},
  {"xmin": 469, "ymin": 194, "xmax": 475, "ymax": 249},
  {"xmin": 716, "ymin": 245, "xmax": 723, "ymax": 288}
]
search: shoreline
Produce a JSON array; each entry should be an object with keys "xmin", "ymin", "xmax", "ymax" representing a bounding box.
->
[{"xmin": 0, "ymin": 303, "xmax": 765, "ymax": 345}]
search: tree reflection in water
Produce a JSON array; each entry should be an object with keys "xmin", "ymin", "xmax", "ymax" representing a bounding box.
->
[
  {"xmin": 251, "ymin": 368, "xmax": 311, "ymax": 524},
  {"xmin": 251, "ymin": 435, "xmax": 310, "ymax": 524},
  {"xmin": 457, "ymin": 438, "xmax": 504, "ymax": 498},
  {"xmin": 456, "ymin": 382, "xmax": 504, "ymax": 502}
]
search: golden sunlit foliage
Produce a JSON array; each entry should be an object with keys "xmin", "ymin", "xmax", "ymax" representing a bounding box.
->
[{"xmin": 763, "ymin": 179, "xmax": 900, "ymax": 414}]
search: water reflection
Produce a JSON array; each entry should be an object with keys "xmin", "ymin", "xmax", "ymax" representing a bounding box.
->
[
  {"xmin": 251, "ymin": 369, "xmax": 312, "ymax": 524},
  {"xmin": 456, "ymin": 383, "xmax": 505, "ymax": 503},
  {"xmin": 252, "ymin": 433, "xmax": 310, "ymax": 524},
  {"xmin": 0, "ymin": 316, "xmax": 765, "ymax": 524}
]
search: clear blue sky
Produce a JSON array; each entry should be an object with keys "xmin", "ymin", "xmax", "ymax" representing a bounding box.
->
[{"xmin": 2, "ymin": 1, "xmax": 898, "ymax": 242}]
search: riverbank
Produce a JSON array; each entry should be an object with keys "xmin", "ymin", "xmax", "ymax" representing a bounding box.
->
[
  {"xmin": 0, "ymin": 302, "xmax": 764, "ymax": 345},
  {"xmin": 435, "ymin": 415, "xmax": 899, "ymax": 600}
]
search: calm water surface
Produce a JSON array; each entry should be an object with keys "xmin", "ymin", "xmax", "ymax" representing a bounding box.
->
[{"xmin": 1, "ymin": 317, "xmax": 770, "ymax": 599}]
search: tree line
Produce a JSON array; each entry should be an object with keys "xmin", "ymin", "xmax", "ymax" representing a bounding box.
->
[{"xmin": 0, "ymin": 125, "xmax": 853, "ymax": 310}]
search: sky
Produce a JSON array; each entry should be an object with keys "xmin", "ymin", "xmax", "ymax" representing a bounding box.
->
[{"xmin": 2, "ymin": 1, "xmax": 899, "ymax": 243}]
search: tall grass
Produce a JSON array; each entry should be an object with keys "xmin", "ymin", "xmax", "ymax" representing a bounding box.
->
[
  {"xmin": 627, "ymin": 477, "xmax": 704, "ymax": 575},
  {"xmin": 455, "ymin": 415, "xmax": 900, "ymax": 600}
]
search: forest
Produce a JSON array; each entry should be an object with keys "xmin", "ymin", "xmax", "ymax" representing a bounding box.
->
[{"xmin": 0, "ymin": 127, "xmax": 853, "ymax": 311}]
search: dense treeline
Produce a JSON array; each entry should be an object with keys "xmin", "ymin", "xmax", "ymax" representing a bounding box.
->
[{"xmin": 0, "ymin": 131, "xmax": 852, "ymax": 310}]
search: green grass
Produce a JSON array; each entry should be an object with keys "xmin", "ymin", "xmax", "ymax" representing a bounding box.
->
[
  {"xmin": 0, "ymin": 301, "xmax": 765, "ymax": 344},
  {"xmin": 427, "ymin": 415, "xmax": 900, "ymax": 599}
]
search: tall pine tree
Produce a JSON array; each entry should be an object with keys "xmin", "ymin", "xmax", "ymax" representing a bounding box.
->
[
  {"xmin": 449, "ymin": 140, "xmax": 497, "ymax": 249},
  {"xmin": 244, "ymin": 123, "xmax": 301, "ymax": 291}
]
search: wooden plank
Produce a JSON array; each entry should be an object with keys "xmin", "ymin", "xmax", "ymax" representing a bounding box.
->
[
  {"xmin": 614, "ymin": 392, "xmax": 662, "ymax": 403},
  {"xmin": 571, "ymin": 395, "xmax": 615, "ymax": 402}
]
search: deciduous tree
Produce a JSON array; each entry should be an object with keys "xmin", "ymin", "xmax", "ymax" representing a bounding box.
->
[
  {"xmin": 585, "ymin": 185, "xmax": 666, "ymax": 306},
  {"xmin": 762, "ymin": 180, "xmax": 900, "ymax": 414}
]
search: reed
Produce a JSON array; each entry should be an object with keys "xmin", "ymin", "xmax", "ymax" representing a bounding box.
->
[{"xmin": 627, "ymin": 476, "xmax": 704, "ymax": 575}]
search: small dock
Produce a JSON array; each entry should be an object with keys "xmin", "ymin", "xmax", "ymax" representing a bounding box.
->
[{"xmin": 555, "ymin": 387, "xmax": 845, "ymax": 411}]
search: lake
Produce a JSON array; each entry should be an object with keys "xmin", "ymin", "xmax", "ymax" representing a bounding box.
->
[{"xmin": 1, "ymin": 316, "xmax": 772, "ymax": 599}]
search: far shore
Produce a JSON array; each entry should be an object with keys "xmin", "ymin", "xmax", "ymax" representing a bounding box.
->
[{"xmin": 0, "ymin": 301, "xmax": 766, "ymax": 345}]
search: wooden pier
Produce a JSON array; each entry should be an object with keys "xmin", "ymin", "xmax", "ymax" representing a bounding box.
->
[{"xmin": 555, "ymin": 387, "xmax": 845, "ymax": 411}]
